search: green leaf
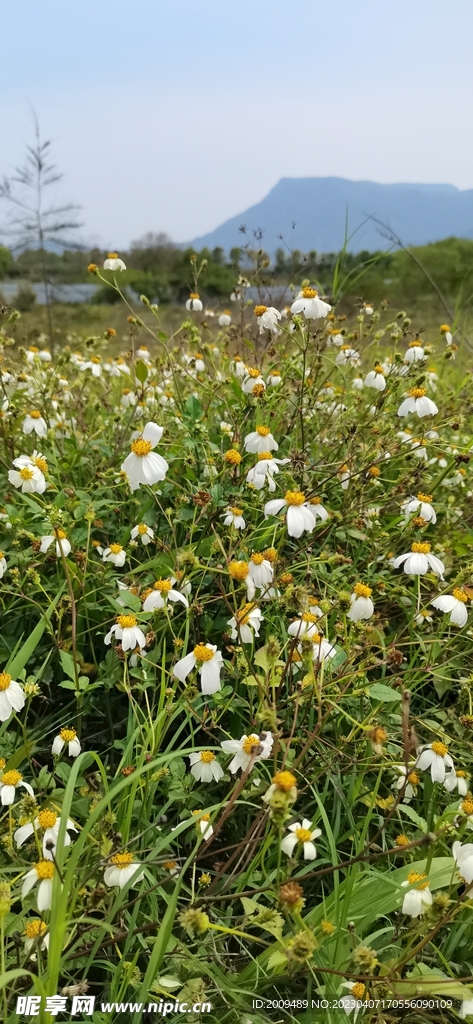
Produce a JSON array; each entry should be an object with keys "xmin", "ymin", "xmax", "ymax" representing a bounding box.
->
[
  {"xmin": 369, "ymin": 682, "xmax": 402, "ymax": 702},
  {"xmin": 241, "ymin": 897, "xmax": 260, "ymax": 916},
  {"xmin": 185, "ymin": 395, "xmax": 203, "ymax": 420},
  {"xmin": 135, "ymin": 359, "xmax": 148, "ymax": 384},
  {"xmin": 6, "ymin": 588, "xmax": 65, "ymax": 678},
  {"xmin": 59, "ymin": 649, "xmax": 76, "ymax": 680},
  {"xmin": 397, "ymin": 804, "xmax": 428, "ymax": 832}
]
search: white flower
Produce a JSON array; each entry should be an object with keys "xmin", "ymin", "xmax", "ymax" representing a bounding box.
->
[
  {"xmin": 254, "ymin": 305, "xmax": 281, "ymax": 333},
  {"xmin": 142, "ymin": 577, "xmax": 189, "ymax": 611},
  {"xmin": 362, "ymin": 303, "xmax": 374, "ymax": 315},
  {"xmin": 22, "ymin": 860, "xmax": 56, "ymax": 910},
  {"xmin": 105, "ymin": 613, "xmax": 147, "ymax": 651},
  {"xmin": 185, "ymin": 293, "xmax": 203, "ymax": 311},
  {"xmin": 121, "ymin": 422, "xmax": 169, "ymax": 491},
  {"xmin": 291, "ymin": 288, "xmax": 331, "ymax": 319},
  {"xmin": 304, "ymin": 633, "xmax": 338, "ymax": 664},
  {"xmin": 397, "ymin": 387, "xmax": 438, "ymax": 418},
  {"xmin": 52, "ymin": 727, "xmax": 81, "ymax": 758},
  {"xmin": 22, "ymin": 411, "xmax": 47, "ymax": 436},
  {"xmin": 393, "ymin": 764, "xmax": 420, "ymax": 803},
  {"xmin": 401, "ymin": 872, "xmax": 432, "ymax": 917},
  {"xmin": 459, "ymin": 1000, "xmax": 473, "ymax": 1019},
  {"xmin": 352, "ymin": 377, "xmax": 364, "ymax": 390},
  {"xmin": 121, "ymin": 389, "xmax": 137, "ymax": 408},
  {"xmin": 104, "ymin": 852, "xmax": 144, "ymax": 888},
  {"xmin": 230, "ymin": 357, "xmax": 246, "ymax": 377},
  {"xmin": 416, "ymin": 741, "xmax": 454, "ymax": 783},
  {"xmin": 220, "ymin": 420, "xmax": 234, "ymax": 434},
  {"xmin": 102, "ymin": 544, "xmax": 127, "ymax": 567},
  {"xmin": 281, "ymin": 819, "xmax": 322, "ymax": 861},
  {"xmin": 103, "ymin": 253, "xmax": 126, "ymax": 271},
  {"xmin": 267, "ymin": 372, "xmax": 282, "ymax": 385},
  {"xmin": 335, "ymin": 346, "xmax": 360, "ymax": 366},
  {"xmin": 404, "ymin": 342, "xmax": 425, "ymax": 363},
  {"xmin": 264, "ymin": 491, "xmax": 316, "ymax": 538},
  {"xmin": 393, "ymin": 543, "xmax": 444, "ymax": 579},
  {"xmin": 82, "ymin": 356, "xmax": 102, "ymax": 376},
  {"xmin": 220, "ymin": 731, "xmax": 273, "ymax": 774},
  {"xmin": 173, "ymin": 643, "xmax": 224, "ymax": 695},
  {"xmin": 23, "ymin": 919, "xmax": 49, "ymax": 954},
  {"xmin": 339, "ymin": 981, "xmax": 368, "ymax": 1016},
  {"xmin": 247, "ymin": 553, "xmax": 274, "ymax": 590},
  {"xmin": 338, "ymin": 465, "xmax": 351, "ymax": 490},
  {"xmin": 244, "ymin": 426, "xmax": 278, "ymax": 454},
  {"xmin": 306, "ymin": 497, "xmax": 329, "ymax": 523},
  {"xmin": 0, "ymin": 671, "xmax": 25, "ymax": 721},
  {"xmin": 218, "ymin": 311, "xmax": 231, "ymax": 326},
  {"xmin": 8, "ymin": 451, "xmax": 48, "ymax": 494},
  {"xmin": 415, "ymin": 609, "xmax": 434, "ymax": 626},
  {"xmin": 288, "ymin": 610, "xmax": 323, "ymax": 639},
  {"xmin": 228, "ymin": 603, "xmax": 263, "ymax": 643},
  {"xmin": 188, "ymin": 751, "xmax": 224, "ymax": 783},
  {"xmin": 0, "ymin": 768, "xmax": 33, "ymax": 805},
  {"xmin": 440, "ymin": 324, "xmax": 452, "ymax": 345},
  {"xmin": 401, "ymin": 493, "xmax": 436, "ymax": 523},
  {"xmin": 246, "ymin": 455, "xmax": 290, "ymax": 492},
  {"xmin": 347, "ymin": 583, "xmax": 374, "ymax": 621},
  {"xmin": 40, "ymin": 530, "xmax": 71, "ymax": 558},
  {"xmin": 14, "ymin": 809, "xmax": 78, "ymax": 859},
  {"xmin": 221, "ymin": 506, "xmax": 246, "ymax": 530},
  {"xmin": 444, "ymin": 770, "xmax": 469, "ymax": 796},
  {"xmin": 453, "ymin": 840, "xmax": 473, "ymax": 883},
  {"xmin": 431, "ymin": 588, "xmax": 469, "ymax": 627},
  {"xmin": 364, "ymin": 368, "xmax": 386, "ymax": 390},
  {"xmin": 242, "ymin": 368, "xmax": 266, "ymax": 394},
  {"xmin": 130, "ymin": 523, "xmax": 154, "ymax": 545},
  {"xmin": 0, "ymin": 553, "xmax": 6, "ymax": 578}
]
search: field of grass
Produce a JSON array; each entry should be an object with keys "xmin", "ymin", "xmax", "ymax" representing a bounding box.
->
[{"xmin": 1, "ymin": 263, "xmax": 473, "ymax": 1024}]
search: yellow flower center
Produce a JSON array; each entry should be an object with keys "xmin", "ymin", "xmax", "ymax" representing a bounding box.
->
[
  {"xmin": 0, "ymin": 673, "xmax": 12, "ymax": 691},
  {"xmin": 33, "ymin": 456, "xmax": 48, "ymax": 472},
  {"xmin": 257, "ymin": 451, "xmax": 273, "ymax": 461},
  {"xmin": 164, "ymin": 860, "xmax": 177, "ymax": 871},
  {"xmin": 351, "ymin": 983, "xmax": 366, "ymax": 1000},
  {"xmin": 256, "ymin": 425, "xmax": 270, "ymax": 436},
  {"xmin": 109, "ymin": 543, "xmax": 123, "ymax": 554},
  {"xmin": 154, "ymin": 579, "xmax": 172, "ymax": 592},
  {"xmin": 236, "ymin": 603, "xmax": 256, "ymax": 626},
  {"xmin": 192, "ymin": 810, "xmax": 210, "ymax": 822},
  {"xmin": 417, "ymin": 493, "xmax": 432, "ymax": 502},
  {"xmin": 339, "ymin": 464, "xmax": 349, "ymax": 473},
  {"xmin": 368, "ymin": 466, "xmax": 380, "ymax": 477},
  {"xmin": 2, "ymin": 769, "xmax": 21, "ymax": 786},
  {"xmin": 20, "ymin": 467, "xmax": 34, "ymax": 480},
  {"xmin": 407, "ymin": 771, "xmax": 420, "ymax": 785},
  {"xmin": 37, "ymin": 809, "xmax": 58, "ymax": 829},
  {"xmin": 354, "ymin": 583, "xmax": 372, "ymax": 598},
  {"xmin": 225, "ymin": 449, "xmax": 242, "ymax": 464},
  {"xmin": 29, "ymin": 346, "xmax": 39, "ymax": 353},
  {"xmin": 107, "ymin": 252, "xmax": 118, "ymax": 259},
  {"xmin": 189, "ymin": 292, "xmax": 200, "ymax": 300},
  {"xmin": 302, "ymin": 287, "xmax": 317, "ymax": 298},
  {"xmin": 117, "ymin": 614, "xmax": 138, "ymax": 629},
  {"xmin": 457, "ymin": 770, "xmax": 468, "ymax": 778},
  {"xmin": 193, "ymin": 644, "xmax": 214, "ymax": 663},
  {"xmin": 440, "ymin": 324, "xmax": 450, "ymax": 332},
  {"xmin": 374, "ymin": 364, "xmax": 384, "ymax": 374},
  {"xmin": 295, "ymin": 827, "xmax": 313, "ymax": 843},
  {"xmin": 90, "ymin": 356, "xmax": 101, "ymax": 364},
  {"xmin": 254, "ymin": 305, "xmax": 268, "ymax": 316},
  {"xmin": 137, "ymin": 523, "xmax": 149, "ymax": 535},
  {"xmin": 395, "ymin": 834, "xmax": 410, "ymax": 846},
  {"xmin": 431, "ymin": 741, "xmax": 448, "ymax": 757},
  {"xmin": 199, "ymin": 751, "xmax": 216, "ymax": 763},
  {"xmin": 453, "ymin": 588, "xmax": 468, "ymax": 603},
  {"xmin": 263, "ymin": 547, "xmax": 277, "ymax": 562},
  {"xmin": 406, "ymin": 870, "xmax": 429, "ymax": 889},
  {"xmin": 284, "ymin": 490, "xmax": 305, "ymax": 506},
  {"xmin": 29, "ymin": 411, "xmax": 42, "ymax": 420},
  {"xmin": 110, "ymin": 851, "xmax": 134, "ymax": 866},
  {"xmin": 60, "ymin": 728, "xmax": 77, "ymax": 743},
  {"xmin": 246, "ymin": 367, "xmax": 260, "ymax": 378},
  {"xmin": 409, "ymin": 340, "xmax": 423, "ymax": 348},
  {"xmin": 54, "ymin": 528, "xmax": 67, "ymax": 540},
  {"xmin": 24, "ymin": 920, "xmax": 47, "ymax": 939},
  {"xmin": 462, "ymin": 799, "xmax": 473, "ymax": 816},
  {"xmin": 131, "ymin": 439, "xmax": 153, "ymax": 457},
  {"xmin": 251, "ymin": 553, "xmax": 265, "ymax": 565},
  {"xmin": 309, "ymin": 497, "xmax": 321, "ymax": 505},
  {"xmin": 242, "ymin": 735, "xmax": 260, "ymax": 754},
  {"xmin": 230, "ymin": 506, "xmax": 243, "ymax": 516},
  {"xmin": 408, "ymin": 386, "xmax": 427, "ymax": 398},
  {"xmin": 35, "ymin": 860, "xmax": 55, "ymax": 880},
  {"xmin": 302, "ymin": 612, "xmax": 319, "ymax": 623},
  {"xmin": 272, "ymin": 771, "xmax": 296, "ymax": 792},
  {"xmin": 0, "ymin": 553, "xmax": 4, "ymax": 560},
  {"xmin": 411, "ymin": 542, "xmax": 431, "ymax": 554},
  {"xmin": 228, "ymin": 560, "xmax": 249, "ymax": 580}
]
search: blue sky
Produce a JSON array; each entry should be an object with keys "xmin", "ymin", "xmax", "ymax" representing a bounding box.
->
[{"xmin": 2, "ymin": 0, "xmax": 473, "ymax": 247}]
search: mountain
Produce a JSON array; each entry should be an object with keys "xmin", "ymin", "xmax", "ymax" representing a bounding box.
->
[{"xmin": 191, "ymin": 177, "xmax": 473, "ymax": 254}]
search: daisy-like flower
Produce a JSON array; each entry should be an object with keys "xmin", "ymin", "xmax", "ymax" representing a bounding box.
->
[
  {"xmin": 288, "ymin": 610, "xmax": 323, "ymax": 639},
  {"xmin": 230, "ymin": 357, "xmax": 246, "ymax": 377},
  {"xmin": 105, "ymin": 614, "xmax": 147, "ymax": 651},
  {"xmin": 444, "ymin": 769, "xmax": 469, "ymax": 796},
  {"xmin": 191, "ymin": 809, "xmax": 214, "ymax": 839},
  {"xmin": 102, "ymin": 543, "xmax": 127, "ymax": 567},
  {"xmin": 24, "ymin": 919, "xmax": 49, "ymax": 954},
  {"xmin": 339, "ymin": 981, "xmax": 368, "ymax": 1016},
  {"xmin": 220, "ymin": 731, "xmax": 273, "ymax": 774},
  {"xmin": 262, "ymin": 769, "xmax": 298, "ymax": 805},
  {"xmin": 40, "ymin": 528, "xmax": 71, "ymax": 558},
  {"xmin": 401, "ymin": 492, "xmax": 436, "ymax": 523},
  {"xmin": 121, "ymin": 422, "xmax": 168, "ymax": 491},
  {"xmin": 0, "ymin": 768, "xmax": 34, "ymax": 805},
  {"xmin": 130, "ymin": 523, "xmax": 154, "ymax": 545},
  {"xmin": 401, "ymin": 871, "xmax": 432, "ymax": 917},
  {"xmin": 142, "ymin": 577, "xmax": 189, "ymax": 611},
  {"xmin": 397, "ymin": 386, "xmax": 438, "ymax": 418},
  {"xmin": 460, "ymin": 1000, "xmax": 473, "ymax": 1020},
  {"xmin": 306, "ymin": 496, "xmax": 329, "ymax": 523},
  {"xmin": 362, "ymin": 302, "xmax": 374, "ymax": 315},
  {"xmin": 335, "ymin": 345, "xmax": 360, "ymax": 366},
  {"xmin": 267, "ymin": 371, "xmax": 282, "ymax": 385},
  {"xmin": 248, "ymin": 552, "xmax": 274, "ymax": 590},
  {"xmin": 415, "ymin": 608, "xmax": 434, "ymax": 626},
  {"xmin": 338, "ymin": 464, "xmax": 351, "ymax": 490},
  {"xmin": 185, "ymin": 293, "xmax": 203, "ymax": 311},
  {"xmin": 347, "ymin": 583, "xmax": 374, "ymax": 621},
  {"xmin": 22, "ymin": 860, "xmax": 56, "ymax": 910},
  {"xmin": 416, "ymin": 740, "xmax": 454, "ymax": 783},
  {"xmin": 103, "ymin": 252, "xmax": 126, "ymax": 271},
  {"xmin": 364, "ymin": 365, "xmax": 386, "ymax": 390},
  {"xmin": 121, "ymin": 388, "xmax": 137, "ymax": 408},
  {"xmin": 290, "ymin": 287, "xmax": 331, "ymax": 319},
  {"xmin": 254, "ymin": 305, "xmax": 281, "ymax": 334},
  {"xmin": 393, "ymin": 765, "xmax": 420, "ymax": 803},
  {"xmin": 242, "ymin": 367, "xmax": 266, "ymax": 394},
  {"xmin": 0, "ymin": 552, "xmax": 6, "ymax": 578},
  {"xmin": 246, "ymin": 453, "xmax": 290, "ymax": 492},
  {"xmin": 104, "ymin": 851, "xmax": 144, "ymax": 888},
  {"xmin": 440, "ymin": 323, "xmax": 453, "ymax": 346},
  {"xmin": 173, "ymin": 643, "xmax": 224, "ymax": 695},
  {"xmin": 244, "ymin": 425, "xmax": 278, "ymax": 454},
  {"xmin": 431, "ymin": 587, "xmax": 469, "ymax": 627},
  {"xmin": 52, "ymin": 727, "xmax": 81, "ymax": 758},
  {"xmin": 281, "ymin": 819, "xmax": 322, "ymax": 861},
  {"xmin": 305, "ymin": 633, "xmax": 337, "ymax": 664},
  {"xmin": 8, "ymin": 451, "xmax": 48, "ymax": 494},
  {"xmin": 0, "ymin": 671, "xmax": 25, "ymax": 721},
  {"xmin": 188, "ymin": 751, "xmax": 224, "ymax": 783},
  {"xmin": 82, "ymin": 356, "xmax": 102, "ymax": 377},
  {"xmin": 264, "ymin": 490, "xmax": 316, "ymax": 538},
  {"xmin": 221, "ymin": 506, "xmax": 246, "ymax": 530},
  {"xmin": 404, "ymin": 340, "xmax": 425, "ymax": 363},
  {"xmin": 22, "ymin": 411, "xmax": 47, "ymax": 437},
  {"xmin": 392, "ymin": 542, "xmax": 445, "ymax": 579},
  {"xmin": 218, "ymin": 311, "xmax": 232, "ymax": 326},
  {"xmin": 453, "ymin": 840, "xmax": 473, "ymax": 883},
  {"xmin": 228, "ymin": 603, "xmax": 263, "ymax": 643},
  {"xmin": 14, "ymin": 808, "xmax": 78, "ymax": 858}
]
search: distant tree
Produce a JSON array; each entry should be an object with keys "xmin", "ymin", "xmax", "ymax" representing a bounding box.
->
[
  {"xmin": 0, "ymin": 246, "xmax": 12, "ymax": 279},
  {"xmin": 0, "ymin": 110, "xmax": 82, "ymax": 343}
]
